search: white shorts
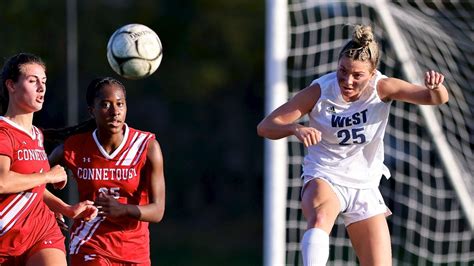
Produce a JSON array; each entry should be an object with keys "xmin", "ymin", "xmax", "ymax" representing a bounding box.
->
[{"xmin": 302, "ymin": 176, "xmax": 392, "ymax": 226}]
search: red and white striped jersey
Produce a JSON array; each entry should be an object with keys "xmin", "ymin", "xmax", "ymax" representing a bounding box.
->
[
  {"xmin": 63, "ymin": 124, "xmax": 154, "ymax": 264},
  {"xmin": 0, "ymin": 117, "xmax": 56, "ymax": 255}
]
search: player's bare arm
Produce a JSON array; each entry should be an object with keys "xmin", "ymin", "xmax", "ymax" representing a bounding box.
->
[
  {"xmin": 377, "ymin": 70, "xmax": 449, "ymax": 105},
  {"xmin": 45, "ymin": 144, "xmax": 98, "ymax": 221},
  {"xmin": 44, "ymin": 189, "xmax": 97, "ymax": 221},
  {"xmin": 0, "ymin": 154, "xmax": 67, "ymax": 193},
  {"xmin": 257, "ymin": 83, "xmax": 322, "ymax": 147},
  {"xmin": 94, "ymin": 139, "xmax": 166, "ymax": 223}
]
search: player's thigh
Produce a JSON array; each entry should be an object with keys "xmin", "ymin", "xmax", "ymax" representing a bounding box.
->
[
  {"xmin": 301, "ymin": 177, "xmax": 341, "ymax": 233},
  {"xmin": 25, "ymin": 225, "xmax": 66, "ymax": 266},
  {"xmin": 346, "ymin": 214, "xmax": 392, "ymax": 266},
  {"xmin": 25, "ymin": 248, "xmax": 66, "ymax": 266}
]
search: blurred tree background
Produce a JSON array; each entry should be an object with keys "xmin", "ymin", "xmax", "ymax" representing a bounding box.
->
[{"xmin": 0, "ymin": 0, "xmax": 265, "ymax": 265}]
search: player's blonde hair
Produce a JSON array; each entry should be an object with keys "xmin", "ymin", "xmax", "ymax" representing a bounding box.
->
[{"xmin": 338, "ymin": 25, "xmax": 380, "ymax": 70}]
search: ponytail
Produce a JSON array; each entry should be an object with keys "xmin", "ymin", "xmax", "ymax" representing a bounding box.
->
[{"xmin": 42, "ymin": 119, "xmax": 96, "ymax": 143}]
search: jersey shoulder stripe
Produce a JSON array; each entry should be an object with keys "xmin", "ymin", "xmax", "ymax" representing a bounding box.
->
[
  {"xmin": 116, "ymin": 131, "xmax": 153, "ymax": 167},
  {"xmin": 0, "ymin": 192, "xmax": 37, "ymax": 236}
]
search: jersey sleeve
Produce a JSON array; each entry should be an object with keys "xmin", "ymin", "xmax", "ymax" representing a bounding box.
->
[
  {"xmin": 372, "ymin": 71, "xmax": 391, "ymax": 103},
  {"xmin": 138, "ymin": 132, "xmax": 155, "ymax": 167},
  {"xmin": 63, "ymin": 136, "xmax": 78, "ymax": 169},
  {"xmin": 144, "ymin": 132, "xmax": 156, "ymax": 159},
  {"xmin": 0, "ymin": 129, "xmax": 14, "ymax": 159}
]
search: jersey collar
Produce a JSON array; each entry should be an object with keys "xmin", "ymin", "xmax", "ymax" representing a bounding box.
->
[
  {"xmin": 92, "ymin": 123, "xmax": 129, "ymax": 159},
  {"xmin": 0, "ymin": 116, "xmax": 37, "ymax": 140}
]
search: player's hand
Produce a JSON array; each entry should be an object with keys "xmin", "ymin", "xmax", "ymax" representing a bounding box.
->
[
  {"xmin": 47, "ymin": 165, "xmax": 68, "ymax": 189},
  {"xmin": 424, "ymin": 70, "xmax": 444, "ymax": 90},
  {"xmin": 94, "ymin": 194, "xmax": 127, "ymax": 218},
  {"xmin": 68, "ymin": 200, "xmax": 98, "ymax": 221},
  {"xmin": 294, "ymin": 125, "xmax": 321, "ymax": 147}
]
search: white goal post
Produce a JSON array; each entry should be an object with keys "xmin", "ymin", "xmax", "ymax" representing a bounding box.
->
[
  {"xmin": 263, "ymin": 0, "xmax": 288, "ymax": 265},
  {"xmin": 264, "ymin": 0, "xmax": 474, "ymax": 265}
]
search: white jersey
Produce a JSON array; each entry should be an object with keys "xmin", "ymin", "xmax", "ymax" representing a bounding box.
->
[{"xmin": 302, "ymin": 71, "xmax": 391, "ymax": 188}]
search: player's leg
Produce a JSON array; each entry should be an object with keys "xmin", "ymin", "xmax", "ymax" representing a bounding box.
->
[
  {"xmin": 300, "ymin": 178, "xmax": 341, "ymax": 266},
  {"xmin": 343, "ymin": 186, "xmax": 392, "ymax": 265},
  {"xmin": 25, "ymin": 217, "xmax": 67, "ymax": 266},
  {"xmin": 346, "ymin": 214, "xmax": 392, "ymax": 266},
  {"xmin": 25, "ymin": 248, "xmax": 66, "ymax": 266}
]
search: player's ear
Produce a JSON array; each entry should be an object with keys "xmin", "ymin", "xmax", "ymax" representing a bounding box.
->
[
  {"xmin": 5, "ymin": 79, "xmax": 15, "ymax": 93},
  {"xmin": 370, "ymin": 68, "xmax": 376, "ymax": 78},
  {"xmin": 88, "ymin": 106, "xmax": 95, "ymax": 118}
]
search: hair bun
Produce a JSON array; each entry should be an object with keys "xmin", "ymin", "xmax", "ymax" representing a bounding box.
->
[{"xmin": 353, "ymin": 25, "xmax": 374, "ymax": 47}]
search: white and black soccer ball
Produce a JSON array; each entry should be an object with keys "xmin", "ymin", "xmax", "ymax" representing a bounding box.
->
[{"xmin": 107, "ymin": 24, "xmax": 163, "ymax": 80}]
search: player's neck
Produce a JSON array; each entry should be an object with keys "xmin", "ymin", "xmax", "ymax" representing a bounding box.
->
[
  {"xmin": 3, "ymin": 112, "xmax": 34, "ymax": 133},
  {"xmin": 96, "ymin": 131, "xmax": 124, "ymax": 154}
]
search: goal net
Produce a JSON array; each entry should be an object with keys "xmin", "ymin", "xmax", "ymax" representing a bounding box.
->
[{"xmin": 281, "ymin": 0, "xmax": 474, "ymax": 265}]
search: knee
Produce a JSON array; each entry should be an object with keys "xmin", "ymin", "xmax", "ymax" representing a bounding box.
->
[
  {"xmin": 306, "ymin": 211, "xmax": 329, "ymax": 228},
  {"xmin": 302, "ymin": 200, "xmax": 337, "ymax": 229}
]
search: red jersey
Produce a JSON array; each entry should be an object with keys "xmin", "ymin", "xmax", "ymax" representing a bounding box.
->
[
  {"xmin": 63, "ymin": 124, "xmax": 154, "ymax": 264},
  {"xmin": 0, "ymin": 117, "xmax": 59, "ymax": 255}
]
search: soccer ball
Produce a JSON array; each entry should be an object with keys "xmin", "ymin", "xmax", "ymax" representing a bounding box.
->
[{"xmin": 107, "ymin": 24, "xmax": 163, "ymax": 80}]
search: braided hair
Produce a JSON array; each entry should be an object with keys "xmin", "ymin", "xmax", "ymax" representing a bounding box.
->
[{"xmin": 43, "ymin": 77, "xmax": 126, "ymax": 142}]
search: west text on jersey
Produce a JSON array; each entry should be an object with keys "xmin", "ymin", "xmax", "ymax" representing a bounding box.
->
[
  {"xmin": 331, "ymin": 109, "xmax": 368, "ymax": 127},
  {"xmin": 77, "ymin": 168, "xmax": 137, "ymax": 181}
]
